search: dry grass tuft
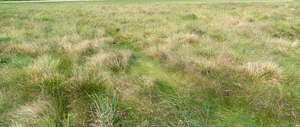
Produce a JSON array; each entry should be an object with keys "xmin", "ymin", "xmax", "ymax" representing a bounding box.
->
[
  {"xmin": 144, "ymin": 41, "xmax": 175, "ymax": 61},
  {"xmin": 9, "ymin": 98, "xmax": 55, "ymax": 126},
  {"xmin": 291, "ymin": 40, "xmax": 299, "ymax": 48},
  {"xmin": 103, "ymin": 50, "xmax": 132, "ymax": 72},
  {"xmin": 25, "ymin": 55, "xmax": 61, "ymax": 84},
  {"xmin": 72, "ymin": 41, "xmax": 91, "ymax": 54},
  {"xmin": 242, "ymin": 61, "xmax": 282, "ymax": 80},
  {"xmin": 270, "ymin": 38, "xmax": 291, "ymax": 47},
  {"xmin": 267, "ymin": 38, "xmax": 299, "ymax": 52},
  {"xmin": 228, "ymin": 16, "xmax": 249, "ymax": 27},
  {"xmin": 181, "ymin": 33, "xmax": 199, "ymax": 44},
  {"xmin": 185, "ymin": 56, "xmax": 216, "ymax": 69},
  {"xmin": 3, "ymin": 43, "xmax": 45, "ymax": 56},
  {"xmin": 183, "ymin": 50, "xmax": 236, "ymax": 74},
  {"xmin": 215, "ymin": 50, "xmax": 237, "ymax": 66},
  {"xmin": 58, "ymin": 38, "xmax": 101, "ymax": 55},
  {"xmin": 59, "ymin": 37, "xmax": 73, "ymax": 53},
  {"xmin": 87, "ymin": 50, "xmax": 133, "ymax": 72},
  {"xmin": 74, "ymin": 40, "xmax": 101, "ymax": 54}
]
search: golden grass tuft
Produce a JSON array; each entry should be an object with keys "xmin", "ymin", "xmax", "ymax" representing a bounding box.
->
[
  {"xmin": 270, "ymin": 38, "xmax": 291, "ymax": 47},
  {"xmin": 9, "ymin": 98, "xmax": 55, "ymax": 126},
  {"xmin": 183, "ymin": 50, "xmax": 236, "ymax": 72},
  {"xmin": 242, "ymin": 61, "xmax": 282, "ymax": 80},
  {"xmin": 73, "ymin": 40, "xmax": 101, "ymax": 54},
  {"xmin": 25, "ymin": 55, "xmax": 61, "ymax": 84},
  {"xmin": 227, "ymin": 16, "xmax": 249, "ymax": 27},
  {"xmin": 87, "ymin": 50, "xmax": 133, "ymax": 72},
  {"xmin": 185, "ymin": 56, "xmax": 216, "ymax": 69},
  {"xmin": 181, "ymin": 33, "xmax": 199, "ymax": 44},
  {"xmin": 58, "ymin": 37, "xmax": 102, "ymax": 55},
  {"xmin": 268, "ymin": 38, "xmax": 299, "ymax": 51},
  {"xmin": 291, "ymin": 40, "xmax": 299, "ymax": 48},
  {"xmin": 3, "ymin": 43, "xmax": 45, "ymax": 56}
]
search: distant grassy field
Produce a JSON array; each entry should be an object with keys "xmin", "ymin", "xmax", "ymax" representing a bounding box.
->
[{"xmin": 0, "ymin": 0, "xmax": 300, "ymax": 126}]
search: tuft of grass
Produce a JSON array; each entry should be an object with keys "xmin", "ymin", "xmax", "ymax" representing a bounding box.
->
[
  {"xmin": 8, "ymin": 98, "xmax": 56, "ymax": 127},
  {"xmin": 25, "ymin": 55, "xmax": 61, "ymax": 84},
  {"xmin": 3, "ymin": 43, "xmax": 44, "ymax": 57},
  {"xmin": 181, "ymin": 33, "xmax": 199, "ymax": 44},
  {"xmin": 88, "ymin": 50, "xmax": 133, "ymax": 73},
  {"xmin": 89, "ymin": 93, "xmax": 119, "ymax": 127},
  {"xmin": 242, "ymin": 61, "xmax": 281, "ymax": 80},
  {"xmin": 58, "ymin": 38, "xmax": 101, "ymax": 56}
]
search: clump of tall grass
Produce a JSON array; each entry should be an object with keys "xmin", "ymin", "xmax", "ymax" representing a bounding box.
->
[
  {"xmin": 89, "ymin": 93, "xmax": 118, "ymax": 127},
  {"xmin": 242, "ymin": 61, "xmax": 281, "ymax": 80},
  {"xmin": 25, "ymin": 55, "xmax": 61, "ymax": 84},
  {"xmin": 88, "ymin": 50, "xmax": 133, "ymax": 72}
]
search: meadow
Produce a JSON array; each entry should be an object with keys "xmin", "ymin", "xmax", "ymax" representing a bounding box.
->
[{"xmin": 0, "ymin": 0, "xmax": 300, "ymax": 126}]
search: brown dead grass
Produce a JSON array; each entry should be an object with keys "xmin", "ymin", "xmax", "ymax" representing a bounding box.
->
[
  {"xmin": 242, "ymin": 61, "xmax": 281, "ymax": 80},
  {"xmin": 9, "ymin": 98, "xmax": 55, "ymax": 126},
  {"xmin": 58, "ymin": 37, "xmax": 102, "ymax": 55},
  {"xmin": 3, "ymin": 43, "xmax": 45, "ymax": 56},
  {"xmin": 87, "ymin": 50, "xmax": 132, "ymax": 72}
]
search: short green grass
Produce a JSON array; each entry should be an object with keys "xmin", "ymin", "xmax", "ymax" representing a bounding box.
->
[{"xmin": 0, "ymin": 0, "xmax": 300, "ymax": 126}]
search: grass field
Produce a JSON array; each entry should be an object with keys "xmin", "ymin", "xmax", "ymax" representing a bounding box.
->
[{"xmin": 0, "ymin": 0, "xmax": 300, "ymax": 126}]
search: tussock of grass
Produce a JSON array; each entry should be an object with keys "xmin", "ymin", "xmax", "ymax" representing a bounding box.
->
[
  {"xmin": 242, "ymin": 61, "xmax": 281, "ymax": 80},
  {"xmin": 88, "ymin": 50, "xmax": 133, "ymax": 72},
  {"xmin": 25, "ymin": 55, "xmax": 61, "ymax": 84},
  {"xmin": 58, "ymin": 38, "xmax": 101, "ymax": 56},
  {"xmin": 3, "ymin": 43, "xmax": 45, "ymax": 56},
  {"xmin": 9, "ymin": 98, "xmax": 56, "ymax": 126},
  {"xmin": 89, "ymin": 93, "xmax": 118, "ymax": 127},
  {"xmin": 181, "ymin": 33, "xmax": 199, "ymax": 44}
]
